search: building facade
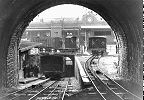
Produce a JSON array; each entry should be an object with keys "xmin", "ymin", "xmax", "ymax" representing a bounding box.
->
[{"xmin": 22, "ymin": 12, "xmax": 117, "ymax": 54}]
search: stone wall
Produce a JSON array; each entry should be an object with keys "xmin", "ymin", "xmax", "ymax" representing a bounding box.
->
[
  {"xmin": 6, "ymin": 21, "xmax": 28, "ymax": 87},
  {"xmin": 0, "ymin": 0, "xmax": 142, "ymax": 90},
  {"xmin": 6, "ymin": 33, "xmax": 19, "ymax": 87}
]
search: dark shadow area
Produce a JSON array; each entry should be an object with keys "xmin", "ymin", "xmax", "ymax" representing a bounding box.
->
[{"xmin": 115, "ymin": 80, "xmax": 142, "ymax": 98}]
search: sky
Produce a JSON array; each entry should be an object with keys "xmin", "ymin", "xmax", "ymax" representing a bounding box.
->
[{"xmin": 33, "ymin": 4, "xmax": 103, "ymax": 22}]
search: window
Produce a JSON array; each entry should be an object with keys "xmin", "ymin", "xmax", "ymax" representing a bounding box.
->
[
  {"xmin": 94, "ymin": 31, "xmax": 111, "ymax": 36},
  {"xmin": 65, "ymin": 57, "xmax": 73, "ymax": 65}
]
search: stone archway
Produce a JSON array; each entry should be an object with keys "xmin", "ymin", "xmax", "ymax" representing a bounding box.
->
[{"xmin": 0, "ymin": 0, "xmax": 142, "ymax": 90}]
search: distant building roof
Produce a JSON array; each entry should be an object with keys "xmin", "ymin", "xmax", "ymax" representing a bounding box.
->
[
  {"xmin": 80, "ymin": 25, "xmax": 111, "ymax": 29},
  {"xmin": 26, "ymin": 14, "xmax": 110, "ymax": 30},
  {"xmin": 19, "ymin": 40, "xmax": 42, "ymax": 52},
  {"xmin": 28, "ymin": 22, "xmax": 51, "ymax": 29}
]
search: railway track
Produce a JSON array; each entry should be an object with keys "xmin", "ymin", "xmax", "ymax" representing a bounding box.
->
[
  {"xmin": 0, "ymin": 79, "xmax": 55, "ymax": 100},
  {"xmin": 29, "ymin": 80, "xmax": 68, "ymax": 100},
  {"xmin": 0, "ymin": 78, "xmax": 71, "ymax": 100},
  {"xmin": 84, "ymin": 56, "xmax": 142, "ymax": 100}
]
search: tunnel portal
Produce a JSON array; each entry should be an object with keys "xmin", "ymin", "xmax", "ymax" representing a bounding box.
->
[{"xmin": 0, "ymin": 0, "xmax": 142, "ymax": 92}]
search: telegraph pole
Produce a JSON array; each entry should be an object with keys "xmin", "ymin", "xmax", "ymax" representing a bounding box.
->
[
  {"xmin": 85, "ymin": 29, "xmax": 87, "ymax": 51},
  {"xmin": 61, "ymin": 18, "xmax": 65, "ymax": 49}
]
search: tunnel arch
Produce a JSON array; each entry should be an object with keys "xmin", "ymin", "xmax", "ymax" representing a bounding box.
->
[{"xmin": 0, "ymin": 0, "xmax": 142, "ymax": 90}]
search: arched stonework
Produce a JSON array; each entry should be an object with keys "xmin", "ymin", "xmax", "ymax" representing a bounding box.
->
[
  {"xmin": 6, "ymin": 8, "xmax": 127, "ymax": 88},
  {"xmin": 6, "ymin": 26, "xmax": 21, "ymax": 87},
  {"xmin": 109, "ymin": 18, "xmax": 128, "ymax": 80},
  {"xmin": 0, "ymin": 0, "xmax": 142, "ymax": 90},
  {"xmin": 6, "ymin": 21, "xmax": 29, "ymax": 87},
  {"xmin": 6, "ymin": 31, "xmax": 19, "ymax": 87},
  {"xmin": 118, "ymin": 32, "xmax": 128, "ymax": 79}
]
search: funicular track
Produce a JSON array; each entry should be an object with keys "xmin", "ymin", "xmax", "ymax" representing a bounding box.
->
[
  {"xmin": 29, "ymin": 80, "xmax": 69, "ymax": 100},
  {"xmin": 1, "ymin": 78, "xmax": 71, "ymax": 100},
  {"xmin": 0, "ymin": 79, "xmax": 51, "ymax": 100},
  {"xmin": 84, "ymin": 56, "xmax": 142, "ymax": 100}
]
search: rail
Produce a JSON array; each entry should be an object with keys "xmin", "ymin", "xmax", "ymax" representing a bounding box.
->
[
  {"xmin": 28, "ymin": 81, "xmax": 57, "ymax": 100},
  {"xmin": 84, "ymin": 56, "xmax": 106, "ymax": 100},
  {"xmin": 0, "ymin": 78, "xmax": 50, "ymax": 100},
  {"xmin": 84, "ymin": 55, "xmax": 142, "ymax": 100}
]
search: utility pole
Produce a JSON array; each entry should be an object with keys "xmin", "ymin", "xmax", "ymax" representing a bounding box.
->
[
  {"xmin": 85, "ymin": 29, "xmax": 87, "ymax": 51},
  {"xmin": 61, "ymin": 18, "xmax": 65, "ymax": 49},
  {"xmin": 84, "ymin": 12, "xmax": 87, "ymax": 52}
]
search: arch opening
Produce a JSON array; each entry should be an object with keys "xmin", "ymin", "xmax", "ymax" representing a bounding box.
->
[
  {"xmin": 0, "ymin": 0, "xmax": 141, "ymax": 92},
  {"xmin": 6, "ymin": 3, "xmax": 126, "ymax": 88}
]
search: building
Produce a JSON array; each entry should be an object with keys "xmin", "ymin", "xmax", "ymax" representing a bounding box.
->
[
  {"xmin": 18, "ymin": 40, "xmax": 42, "ymax": 79},
  {"xmin": 22, "ymin": 11, "xmax": 117, "ymax": 55}
]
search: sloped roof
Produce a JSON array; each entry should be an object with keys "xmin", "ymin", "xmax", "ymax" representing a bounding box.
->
[
  {"xmin": 19, "ymin": 40, "xmax": 42, "ymax": 52},
  {"xmin": 27, "ymin": 16, "xmax": 109, "ymax": 29},
  {"xmin": 28, "ymin": 22, "xmax": 51, "ymax": 29}
]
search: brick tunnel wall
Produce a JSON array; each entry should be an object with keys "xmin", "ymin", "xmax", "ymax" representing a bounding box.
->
[
  {"xmin": 6, "ymin": 32, "xmax": 19, "ymax": 87},
  {"xmin": 0, "ymin": 0, "xmax": 142, "ymax": 90},
  {"xmin": 6, "ymin": 21, "xmax": 27, "ymax": 87},
  {"xmin": 113, "ymin": 22, "xmax": 142, "ymax": 84},
  {"xmin": 119, "ymin": 34, "xmax": 129, "ymax": 80},
  {"xmin": 124, "ymin": 23, "xmax": 142, "ymax": 83},
  {"xmin": 117, "ymin": 24, "xmax": 142, "ymax": 84},
  {"xmin": 5, "ymin": 21, "xmax": 29, "ymax": 88}
]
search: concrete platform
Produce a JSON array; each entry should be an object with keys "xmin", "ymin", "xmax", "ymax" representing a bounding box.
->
[
  {"xmin": 75, "ymin": 56, "xmax": 91, "ymax": 83},
  {"xmin": 0, "ymin": 78, "xmax": 49, "ymax": 97},
  {"xmin": 98, "ymin": 55, "xmax": 142, "ymax": 98},
  {"xmin": 17, "ymin": 78, "xmax": 49, "ymax": 90},
  {"xmin": 98, "ymin": 55, "xmax": 120, "ymax": 80},
  {"xmin": 19, "ymin": 77, "xmax": 39, "ymax": 84}
]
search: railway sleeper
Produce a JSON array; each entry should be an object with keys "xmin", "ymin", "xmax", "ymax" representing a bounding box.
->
[
  {"xmin": 115, "ymin": 92, "xmax": 125, "ymax": 97},
  {"xmin": 86, "ymin": 93, "xmax": 104, "ymax": 99},
  {"xmin": 101, "ymin": 94, "xmax": 122, "ymax": 100},
  {"xmin": 111, "ymin": 88, "xmax": 126, "ymax": 93},
  {"xmin": 107, "ymin": 84, "xmax": 118, "ymax": 88},
  {"xmin": 102, "ymin": 80, "xmax": 114, "ymax": 85},
  {"xmin": 122, "ymin": 93, "xmax": 137, "ymax": 100},
  {"xmin": 98, "ymin": 89, "xmax": 108, "ymax": 94}
]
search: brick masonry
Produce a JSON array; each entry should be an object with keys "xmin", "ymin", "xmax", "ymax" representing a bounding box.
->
[{"xmin": 0, "ymin": 0, "xmax": 142, "ymax": 90}]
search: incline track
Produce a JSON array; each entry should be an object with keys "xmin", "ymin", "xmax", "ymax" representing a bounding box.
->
[
  {"xmin": 0, "ymin": 79, "xmax": 50, "ymax": 100},
  {"xmin": 84, "ymin": 56, "xmax": 142, "ymax": 100},
  {"xmin": 29, "ymin": 80, "xmax": 69, "ymax": 100},
  {"xmin": 1, "ymin": 78, "xmax": 71, "ymax": 100}
]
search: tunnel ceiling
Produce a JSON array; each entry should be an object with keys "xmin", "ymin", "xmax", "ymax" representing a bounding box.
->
[
  {"xmin": 0, "ymin": 0, "xmax": 143, "ymax": 89},
  {"xmin": 0, "ymin": 0, "xmax": 142, "ymax": 40}
]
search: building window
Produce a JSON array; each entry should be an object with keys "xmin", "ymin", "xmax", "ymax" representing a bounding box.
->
[
  {"xmin": 37, "ymin": 33, "xmax": 40, "ymax": 37},
  {"xmin": 65, "ymin": 57, "xmax": 73, "ymax": 65},
  {"xmin": 94, "ymin": 31, "xmax": 111, "ymax": 36},
  {"xmin": 46, "ymin": 32, "xmax": 50, "ymax": 37},
  {"xmin": 54, "ymin": 32, "xmax": 58, "ymax": 34}
]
